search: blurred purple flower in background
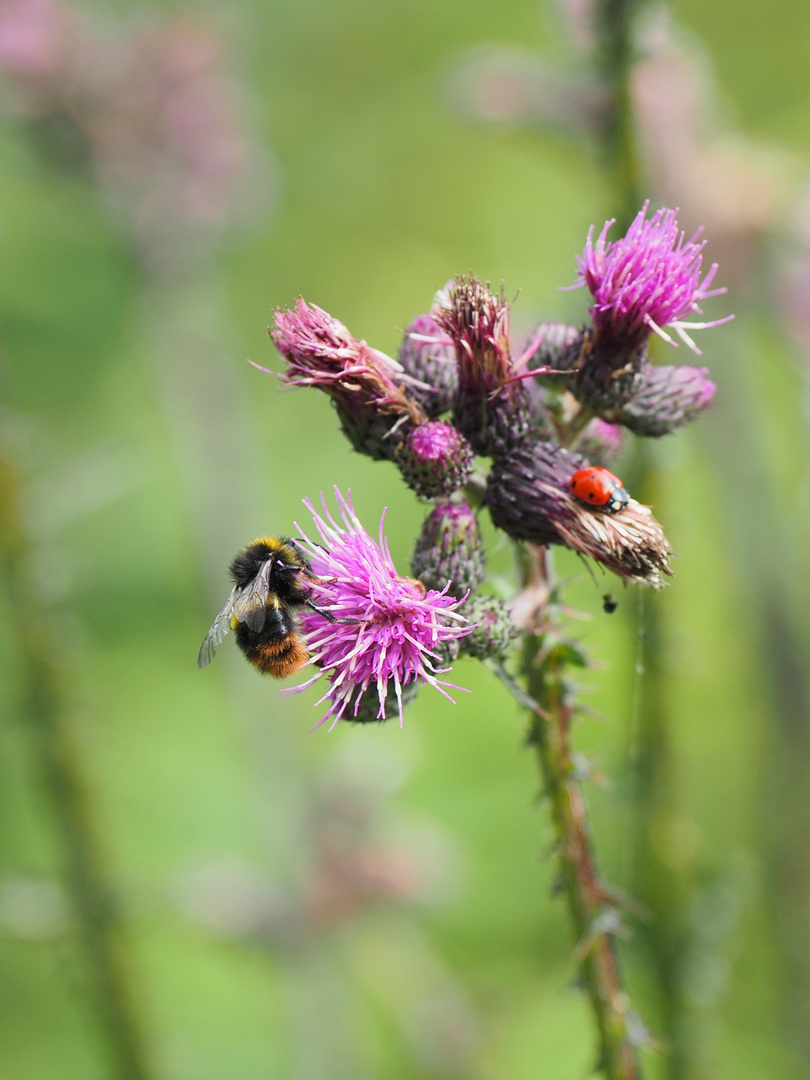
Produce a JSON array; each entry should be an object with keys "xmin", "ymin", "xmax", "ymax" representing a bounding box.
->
[
  {"xmin": 0, "ymin": 0, "xmax": 260, "ymax": 271},
  {"xmin": 172, "ymin": 754, "xmax": 479, "ymax": 1074},
  {"xmin": 174, "ymin": 769, "xmax": 434, "ymax": 942},
  {"xmin": 631, "ymin": 9, "xmax": 790, "ymax": 285},
  {"xmin": 89, "ymin": 14, "xmax": 253, "ymax": 269},
  {"xmin": 0, "ymin": 0, "xmax": 68, "ymax": 80},
  {"xmin": 445, "ymin": 5, "xmax": 792, "ymax": 294},
  {"xmin": 289, "ymin": 489, "xmax": 470, "ymax": 729}
]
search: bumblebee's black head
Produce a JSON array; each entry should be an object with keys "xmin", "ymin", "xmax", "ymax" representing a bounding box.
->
[{"xmin": 229, "ymin": 536, "xmax": 313, "ymax": 599}]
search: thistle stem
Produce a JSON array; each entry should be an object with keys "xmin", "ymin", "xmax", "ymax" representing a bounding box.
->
[
  {"xmin": 556, "ymin": 402, "xmax": 595, "ymax": 447},
  {"xmin": 520, "ymin": 548, "xmax": 641, "ymax": 1079},
  {"xmin": 0, "ymin": 454, "xmax": 155, "ymax": 1080}
]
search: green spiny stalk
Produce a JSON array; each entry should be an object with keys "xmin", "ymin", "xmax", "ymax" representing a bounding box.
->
[{"xmin": 518, "ymin": 545, "xmax": 643, "ymax": 1080}]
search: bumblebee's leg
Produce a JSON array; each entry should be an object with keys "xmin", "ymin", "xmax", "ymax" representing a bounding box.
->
[{"xmin": 303, "ymin": 599, "xmax": 358, "ymax": 625}]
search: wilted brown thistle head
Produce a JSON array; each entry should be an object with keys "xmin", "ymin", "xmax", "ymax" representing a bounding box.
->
[
  {"xmin": 435, "ymin": 275, "xmax": 531, "ymax": 456},
  {"xmin": 487, "ymin": 438, "xmax": 673, "ymax": 586},
  {"xmin": 271, "ymin": 299, "xmax": 427, "ymax": 460}
]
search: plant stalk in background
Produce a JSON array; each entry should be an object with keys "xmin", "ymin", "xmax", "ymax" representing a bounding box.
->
[
  {"xmin": 594, "ymin": 0, "xmax": 646, "ymax": 227},
  {"xmin": 0, "ymin": 452, "xmax": 155, "ymax": 1080},
  {"xmin": 592, "ymin": 1, "xmax": 698, "ymax": 1070}
]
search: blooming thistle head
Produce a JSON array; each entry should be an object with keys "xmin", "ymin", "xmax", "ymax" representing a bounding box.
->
[
  {"xmin": 435, "ymin": 275, "xmax": 531, "ymax": 455},
  {"xmin": 573, "ymin": 201, "xmax": 732, "ymax": 354},
  {"xmin": 486, "ymin": 439, "xmax": 673, "ymax": 585},
  {"xmin": 564, "ymin": 203, "xmax": 731, "ymax": 414},
  {"xmin": 286, "ymin": 489, "xmax": 470, "ymax": 729},
  {"xmin": 270, "ymin": 300, "xmax": 427, "ymax": 461},
  {"xmin": 397, "ymin": 314, "xmax": 458, "ymax": 417}
]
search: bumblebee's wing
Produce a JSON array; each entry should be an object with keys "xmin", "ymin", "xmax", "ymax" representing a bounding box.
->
[
  {"xmin": 197, "ymin": 585, "xmax": 240, "ymax": 669},
  {"xmin": 232, "ymin": 558, "xmax": 273, "ymax": 633}
]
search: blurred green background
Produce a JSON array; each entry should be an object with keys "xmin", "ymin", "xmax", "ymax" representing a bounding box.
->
[{"xmin": 1, "ymin": 0, "xmax": 810, "ymax": 1078}]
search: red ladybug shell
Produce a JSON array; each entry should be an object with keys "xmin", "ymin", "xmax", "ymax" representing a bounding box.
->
[{"xmin": 569, "ymin": 467, "xmax": 629, "ymax": 513}]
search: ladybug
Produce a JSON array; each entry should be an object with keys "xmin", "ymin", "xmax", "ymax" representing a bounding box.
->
[{"xmin": 569, "ymin": 466, "xmax": 629, "ymax": 513}]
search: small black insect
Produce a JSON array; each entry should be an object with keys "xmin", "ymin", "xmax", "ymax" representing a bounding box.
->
[{"xmin": 602, "ymin": 593, "xmax": 618, "ymax": 615}]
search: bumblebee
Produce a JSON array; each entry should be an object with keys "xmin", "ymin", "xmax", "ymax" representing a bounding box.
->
[{"xmin": 197, "ymin": 536, "xmax": 339, "ymax": 677}]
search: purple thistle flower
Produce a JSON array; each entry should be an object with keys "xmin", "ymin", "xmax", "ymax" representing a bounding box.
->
[
  {"xmin": 572, "ymin": 201, "xmax": 733, "ymax": 354},
  {"xmin": 269, "ymin": 300, "xmax": 427, "ymax": 461},
  {"xmin": 286, "ymin": 489, "xmax": 470, "ymax": 730}
]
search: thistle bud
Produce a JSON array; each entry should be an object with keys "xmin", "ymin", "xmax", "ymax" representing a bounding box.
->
[
  {"xmin": 396, "ymin": 420, "xmax": 474, "ymax": 499},
  {"xmin": 514, "ymin": 323, "xmax": 583, "ymax": 432},
  {"xmin": 574, "ymin": 417, "xmax": 624, "ymax": 466},
  {"xmin": 614, "ymin": 364, "xmax": 715, "ymax": 437},
  {"xmin": 411, "ymin": 499, "xmax": 486, "ymax": 598},
  {"xmin": 487, "ymin": 437, "xmax": 672, "ymax": 585},
  {"xmin": 333, "ymin": 402, "xmax": 406, "ymax": 462},
  {"xmin": 432, "ymin": 635, "xmax": 462, "ymax": 666},
  {"xmin": 435, "ymin": 276, "xmax": 530, "ymax": 456},
  {"xmin": 521, "ymin": 322, "xmax": 583, "ymax": 386},
  {"xmin": 569, "ymin": 331, "xmax": 646, "ymax": 414},
  {"xmin": 397, "ymin": 315, "xmax": 458, "ymax": 417},
  {"xmin": 459, "ymin": 595, "xmax": 519, "ymax": 660}
]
